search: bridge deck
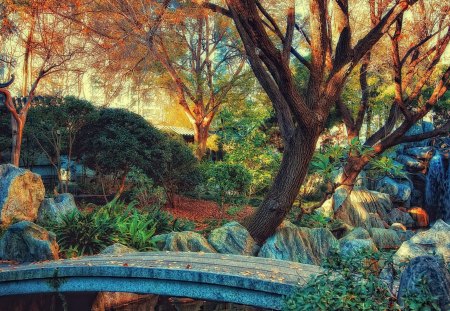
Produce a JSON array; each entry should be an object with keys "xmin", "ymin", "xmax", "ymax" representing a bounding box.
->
[{"xmin": 0, "ymin": 252, "xmax": 322, "ymax": 310}]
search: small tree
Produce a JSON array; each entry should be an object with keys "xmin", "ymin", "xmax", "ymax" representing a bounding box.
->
[
  {"xmin": 203, "ymin": 162, "xmax": 252, "ymax": 213},
  {"xmin": 75, "ymin": 108, "xmax": 168, "ymax": 198},
  {"xmin": 27, "ymin": 97, "xmax": 96, "ymax": 192},
  {"xmin": 150, "ymin": 135, "xmax": 202, "ymax": 208}
]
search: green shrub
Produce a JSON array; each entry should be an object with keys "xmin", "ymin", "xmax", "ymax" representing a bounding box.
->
[
  {"xmin": 172, "ymin": 218, "xmax": 196, "ymax": 232},
  {"xmin": 44, "ymin": 199, "xmax": 196, "ymax": 255},
  {"xmin": 284, "ymin": 250, "xmax": 396, "ymax": 311},
  {"xmin": 151, "ymin": 136, "xmax": 202, "ymax": 208},
  {"xmin": 295, "ymin": 211, "xmax": 343, "ymax": 230},
  {"xmin": 400, "ymin": 277, "xmax": 440, "ymax": 311},
  {"xmin": 46, "ymin": 210, "xmax": 118, "ymax": 257},
  {"xmin": 124, "ymin": 168, "xmax": 166, "ymax": 208},
  {"xmin": 200, "ymin": 162, "xmax": 252, "ymax": 208},
  {"xmin": 116, "ymin": 212, "xmax": 157, "ymax": 251}
]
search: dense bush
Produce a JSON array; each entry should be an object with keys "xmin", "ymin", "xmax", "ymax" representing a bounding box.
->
[
  {"xmin": 74, "ymin": 108, "xmax": 168, "ymax": 197},
  {"xmin": 284, "ymin": 249, "xmax": 441, "ymax": 311},
  {"xmin": 151, "ymin": 135, "xmax": 202, "ymax": 208},
  {"xmin": 74, "ymin": 108, "xmax": 201, "ymax": 202},
  {"xmin": 200, "ymin": 162, "xmax": 252, "ymax": 208},
  {"xmin": 124, "ymin": 168, "xmax": 167, "ymax": 208}
]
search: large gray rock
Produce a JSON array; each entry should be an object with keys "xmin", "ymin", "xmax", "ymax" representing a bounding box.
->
[
  {"xmin": 100, "ymin": 243, "xmax": 137, "ymax": 255},
  {"xmin": 376, "ymin": 177, "xmax": 411, "ymax": 203},
  {"xmin": 0, "ymin": 221, "xmax": 59, "ymax": 262},
  {"xmin": 394, "ymin": 220, "xmax": 450, "ymax": 266},
  {"xmin": 387, "ymin": 208, "xmax": 415, "ymax": 228},
  {"xmin": 404, "ymin": 146, "xmax": 433, "ymax": 159},
  {"xmin": 258, "ymin": 222, "xmax": 338, "ymax": 265},
  {"xmin": 0, "ymin": 164, "xmax": 45, "ymax": 225},
  {"xmin": 158, "ymin": 231, "xmax": 216, "ymax": 253},
  {"xmin": 396, "ymin": 155, "xmax": 426, "ymax": 171},
  {"xmin": 308, "ymin": 228, "xmax": 340, "ymax": 264},
  {"xmin": 369, "ymin": 228, "xmax": 402, "ymax": 250},
  {"xmin": 37, "ymin": 193, "xmax": 78, "ymax": 224},
  {"xmin": 335, "ymin": 190, "xmax": 392, "ymax": 230},
  {"xmin": 340, "ymin": 227, "xmax": 371, "ymax": 243},
  {"xmin": 208, "ymin": 222, "xmax": 259, "ymax": 256},
  {"xmin": 340, "ymin": 239, "xmax": 378, "ymax": 258},
  {"xmin": 397, "ymin": 256, "xmax": 450, "ymax": 311},
  {"xmin": 258, "ymin": 223, "xmax": 316, "ymax": 264}
]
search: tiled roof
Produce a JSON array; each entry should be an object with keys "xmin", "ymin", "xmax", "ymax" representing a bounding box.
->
[{"xmin": 156, "ymin": 125, "xmax": 195, "ymax": 136}]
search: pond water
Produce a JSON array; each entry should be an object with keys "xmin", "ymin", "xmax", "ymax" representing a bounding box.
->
[{"xmin": 0, "ymin": 293, "xmax": 271, "ymax": 311}]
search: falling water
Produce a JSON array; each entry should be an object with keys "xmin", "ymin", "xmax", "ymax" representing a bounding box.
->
[{"xmin": 425, "ymin": 152, "xmax": 450, "ymax": 222}]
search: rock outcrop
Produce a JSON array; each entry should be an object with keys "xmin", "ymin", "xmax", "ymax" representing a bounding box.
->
[
  {"xmin": 258, "ymin": 222, "xmax": 338, "ymax": 265},
  {"xmin": 0, "ymin": 165, "xmax": 45, "ymax": 225},
  {"xmin": 0, "ymin": 221, "xmax": 59, "ymax": 262},
  {"xmin": 397, "ymin": 256, "xmax": 450, "ymax": 311},
  {"xmin": 156, "ymin": 231, "xmax": 216, "ymax": 253},
  {"xmin": 100, "ymin": 243, "xmax": 137, "ymax": 255},
  {"xmin": 408, "ymin": 207, "xmax": 429, "ymax": 227},
  {"xmin": 394, "ymin": 220, "xmax": 450, "ymax": 266},
  {"xmin": 37, "ymin": 193, "xmax": 78, "ymax": 224},
  {"xmin": 376, "ymin": 177, "xmax": 411, "ymax": 205},
  {"xmin": 334, "ymin": 190, "xmax": 392, "ymax": 230},
  {"xmin": 387, "ymin": 208, "xmax": 414, "ymax": 228},
  {"xmin": 208, "ymin": 222, "xmax": 259, "ymax": 256},
  {"xmin": 340, "ymin": 239, "xmax": 378, "ymax": 257},
  {"xmin": 369, "ymin": 228, "xmax": 402, "ymax": 250}
]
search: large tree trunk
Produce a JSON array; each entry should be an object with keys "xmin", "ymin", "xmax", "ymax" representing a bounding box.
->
[
  {"xmin": 245, "ymin": 128, "xmax": 320, "ymax": 244},
  {"xmin": 193, "ymin": 122, "xmax": 209, "ymax": 159},
  {"xmin": 338, "ymin": 155, "xmax": 370, "ymax": 187}
]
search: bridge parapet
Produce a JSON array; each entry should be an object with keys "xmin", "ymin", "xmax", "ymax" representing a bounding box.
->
[{"xmin": 0, "ymin": 251, "xmax": 322, "ymax": 310}]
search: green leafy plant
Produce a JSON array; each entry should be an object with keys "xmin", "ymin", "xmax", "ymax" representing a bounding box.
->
[
  {"xmin": 369, "ymin": 155, "xmax": 407, "ymax": 179},
  {"xmin": 172, "ymin": 218, "xmax": 195, "ymax": 232},
  {"xmin": 201, "ymin": 162, "xmax": 252, "ymax": 210},
  {"xmin": 284, "ymin": 249, "xmax": 398, "ymax": 311},
  {"xmin": 125, "ymin": 168, "xmax": 167, "ymax": 208},
  {"xmin": 116, "ymin": 212, "xmax": 157, "ymax": 251},
  {"xmin": 46, "ymin": 210, "xmax": 118, "ymax": 257},
  {"xmin": 296, "ymin": 212, "xmax": 336, "ymax": 229},
  {"xmin": 400, "ymin": 277, "xmax": 440, "ymax": 311}
]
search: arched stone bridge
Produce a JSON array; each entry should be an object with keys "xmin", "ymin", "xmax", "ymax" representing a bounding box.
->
[{"xmin": 0, "ymin": 252, "xmax": 322, "ymax": 310}]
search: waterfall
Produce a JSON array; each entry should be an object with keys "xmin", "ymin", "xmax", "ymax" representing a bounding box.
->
[{"xmin": 425, "ymin": 152, "xmax": 450, "ymax": 222}]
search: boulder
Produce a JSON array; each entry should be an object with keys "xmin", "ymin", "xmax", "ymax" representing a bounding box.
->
[
  {"xmin": 394, "ymin": 220, "xmax": 450, "ymax": 266},
  {"xmin": 396, "ymin": 230, "xmax": 415, "ymax": 242},
  {"xmin": 340, "ymin": 239, "xmax": 378, "ymax": 258},
  {"xmin": 408, "ymin": 207, "xmax": 429, "ymax": 227},
  {"xmin": 387, "ymin": 208, "xmax": 415, "ymax": 228},
  {"xmin": 340, "ymin": 227, "xmax": 371, "ymax": 243},
  {"xmin": 37, "ymin": 193, "xmax": 78, "ymax": 224},
  {"xmin": 397, "ymin": 256, "xmax": 450, "ymax": 311},
  {"xmin": 158, "ymin": 231, "xmax": 216, "ymax": 253},
  {"xmin": 208, "ymin": 222, "xmax": 259, "ymax": 256},
  {"xmin": 316, "ymin": 198, "xmax": 333, "ymax": 218},
  {"xmin": 369, "ymin": 228, "xmax": 402, "ymax": 250},
  {"xmin": 308, "ymin": 228, "xmax": 340, "ymax": 264},
  {"xmin": 404, "ymin": 146, "xmax": 433, "ymax": 160},
  {"xmin": 0, "ymin": 164, "xmax": 45, "ymax": 225},
  {"xmin": 335, "ymin": 190, "xmax": 392, "ymax": 230},
  {"xmin": 376, "ymin": 177, "xmax": 411, "ymax": 203},
  {"xmin": 390, "ymin": 223, "xmax": 407, "ymax": 231},
  {"xmin": 258, "ymin": 225, "xmax": 316, "ymax": 264},
  {"xmin": 0, "ymin": 221, "xmax": 58, "ymax": 262},
  {"xmin": 396, "ymin": 155, "xmax": 426, "ymax": 171},
  {"xmin": 100, "ymin": 243, "xmax": 137, "ymax": 255}
]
